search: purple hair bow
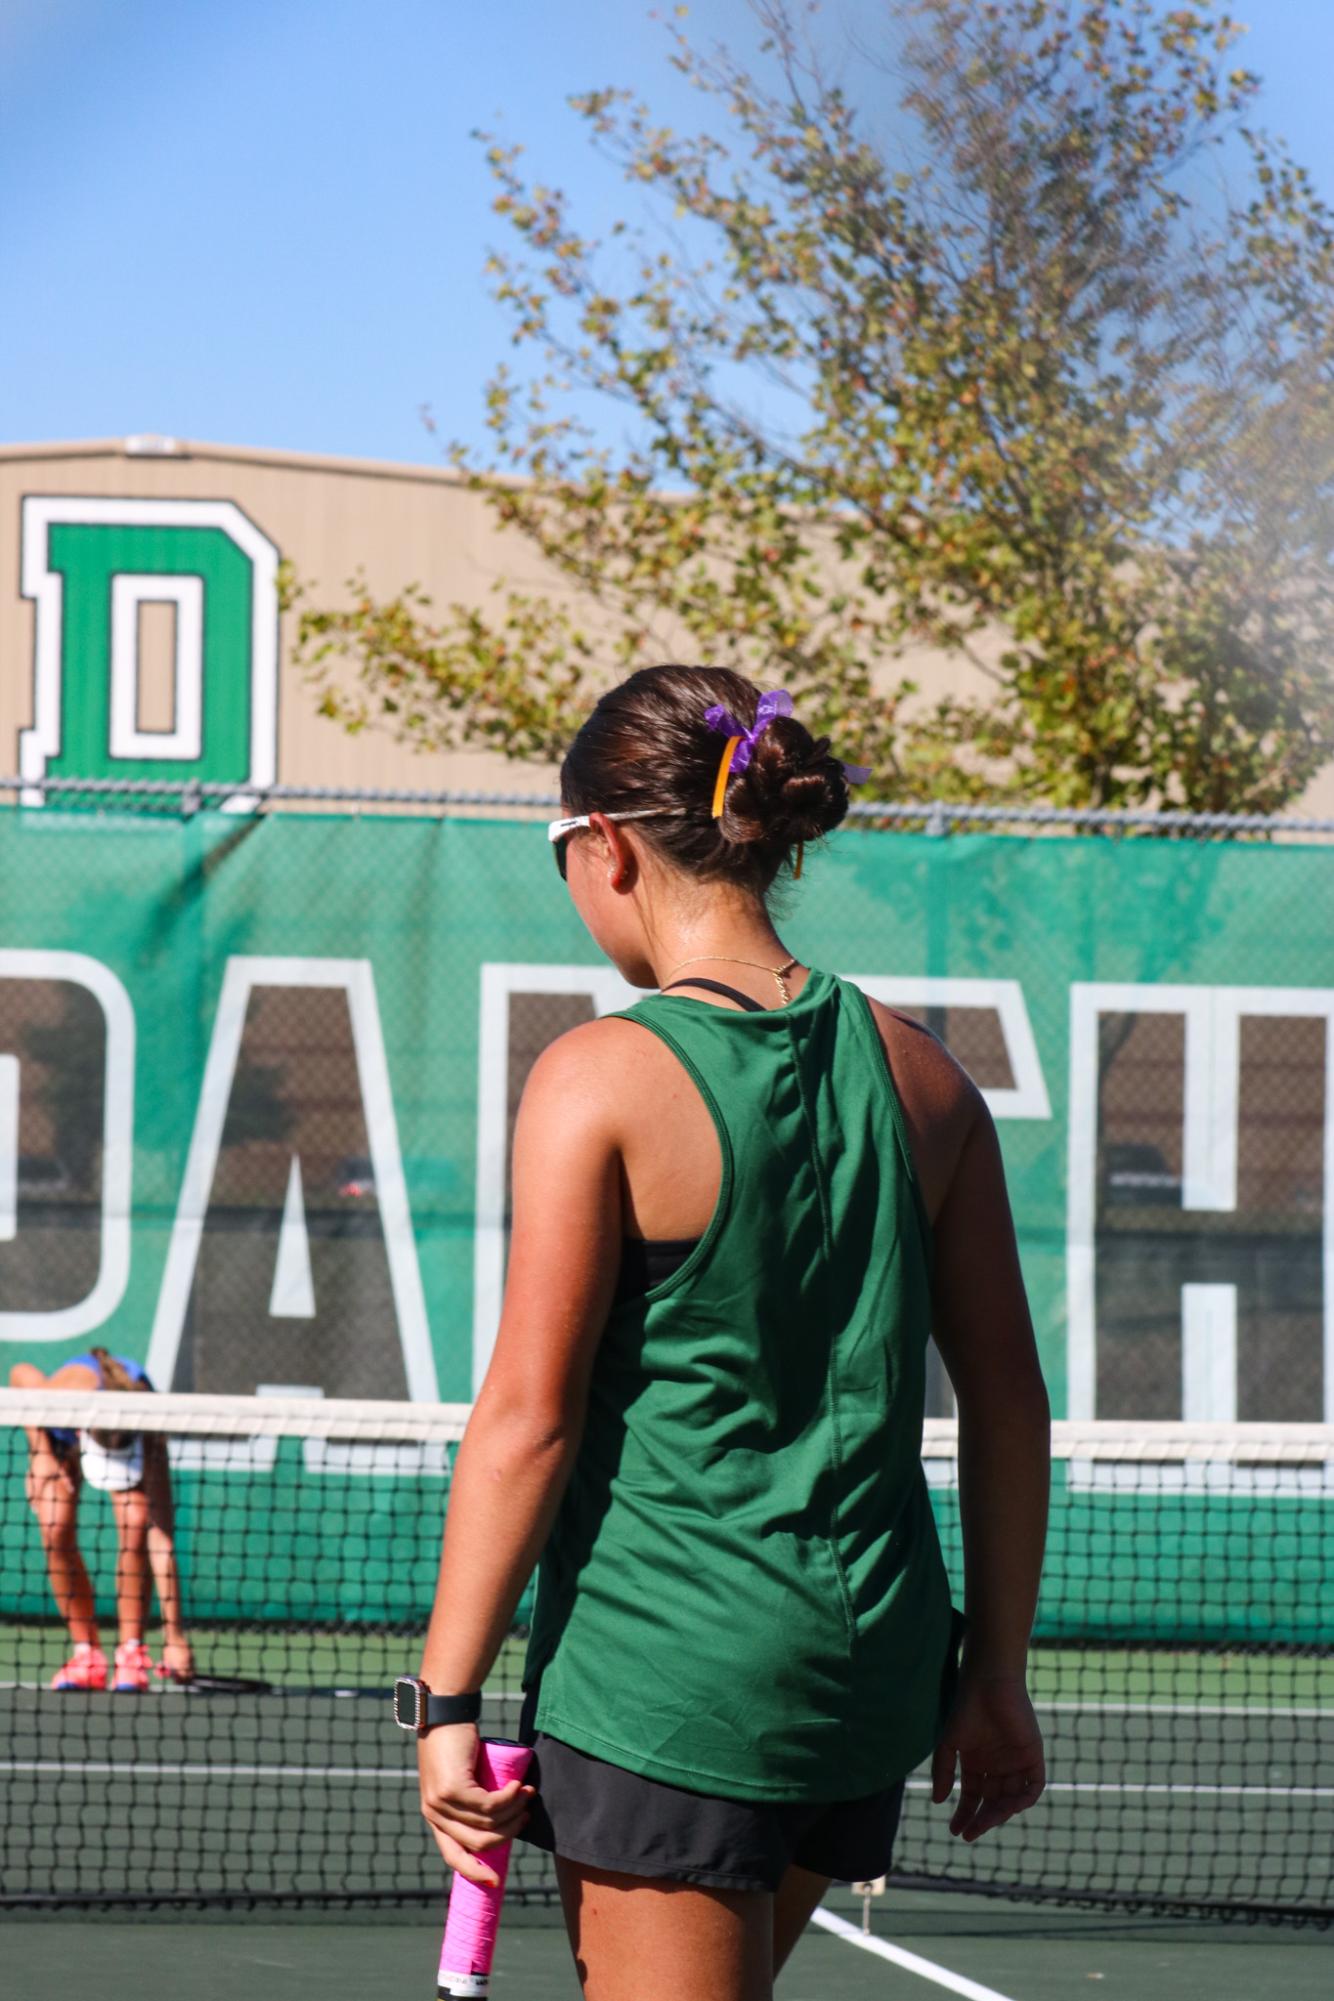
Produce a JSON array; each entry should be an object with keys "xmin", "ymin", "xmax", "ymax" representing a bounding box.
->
[
  {"xmin": 704, "ymin": 687, "xmax": 871, "ymax": 787},
  {"xmin": 704, "ymin": 688, "xmax": 794, "ymax": 775}
]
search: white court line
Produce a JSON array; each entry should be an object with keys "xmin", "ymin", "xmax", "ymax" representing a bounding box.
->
[
  {"xmin": 903, "ymin": 1778, "xmax": 1334, "ymax": 1799},
  {"xmin": 4, "ymin": 1759, "xmax": 1329, "ymax": 1799},
  {"xmin": 1, "ymin": 1760, "xmax": 410, "ymax": 1780},
  {"xmin": 6, "ymin": 1681, "xmax": 1323, "ymax": 1719},
  {"xmin": 1037, "ymin": 1783, "xmax": 1334, "ymax": 1798},
  {"xmin": 812, "ymin": 1907, "xmax": 1017, "ymax": 2001},
  {"xmin": 0, "ymin": 1680, "xmax": 524, "ymax": 1701},
  {"xmin": 1038, "ymin": 1701, "xmax": 1332, "ymax": 1718}
]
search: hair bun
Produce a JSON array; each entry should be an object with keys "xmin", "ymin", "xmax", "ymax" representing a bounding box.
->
[
  {"xmin": 728, "ymin": 715, "xmax": 850, "ymax": 848},
  {"xmin": 561, "ymin": 663, "xmax": 851, "ymax": 895}
]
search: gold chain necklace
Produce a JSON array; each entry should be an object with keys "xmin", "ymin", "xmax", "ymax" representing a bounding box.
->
[{"xmin": 661, "ymin": 953, "xmax": 801, "ymax": 1005}]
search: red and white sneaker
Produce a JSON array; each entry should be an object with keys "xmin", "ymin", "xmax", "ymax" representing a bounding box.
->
[
  {"xmin": 112, "ymin": 1640, "xmax": 154, "ymax": 1693},
  {"xmin": 51, "ymin": 1645, "xmax": 108, "ymax": 1691}
]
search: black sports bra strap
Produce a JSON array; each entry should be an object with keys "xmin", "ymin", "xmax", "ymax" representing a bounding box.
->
[{"xmin": 661, "ymin": 977, "xmax": 766, "ymax": 1013}]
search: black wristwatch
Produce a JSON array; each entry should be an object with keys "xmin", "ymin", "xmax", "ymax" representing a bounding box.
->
[{"xmin": 393, "ymin": 1675, "xmax": 482, "ymax": 1734}]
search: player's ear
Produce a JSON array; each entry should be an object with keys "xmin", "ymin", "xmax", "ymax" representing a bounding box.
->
[{"xmin": 588, "ymin": 813, "xmax": 636, "ymax": 890}]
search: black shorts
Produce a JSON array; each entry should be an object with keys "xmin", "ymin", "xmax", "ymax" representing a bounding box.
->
[{"xmin": 515, "ymin": 1686, "xmax": 905, "ymax": 1893}]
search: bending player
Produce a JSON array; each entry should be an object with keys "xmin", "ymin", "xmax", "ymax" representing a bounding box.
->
[{"xmin": 9, "ymin": 1348, "xmax": 195, "ymax": 1691}]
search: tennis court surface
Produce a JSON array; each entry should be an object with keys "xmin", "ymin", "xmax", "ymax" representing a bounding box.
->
[
  {"xmin": 2, "ymin": 1388, "xmax": 1330, "ymax": 1997},
  {"xmin": 7, "ymin": 1894, "xmax": 1333, "ymax": 2000}
]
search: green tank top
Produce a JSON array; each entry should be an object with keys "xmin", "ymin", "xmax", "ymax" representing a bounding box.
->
[{"xmin": 523, "ymin": 965, "xmax": 958, "ymax": 1800}]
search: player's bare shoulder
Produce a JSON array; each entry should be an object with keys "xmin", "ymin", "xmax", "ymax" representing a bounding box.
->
[
  {"xmin": 862, "ymin": 996, "xmax": 983, "ymax": 1220},
  {"xmin": 517, "ymin": 1012, "xmax": 670, "ymax": 1134}
]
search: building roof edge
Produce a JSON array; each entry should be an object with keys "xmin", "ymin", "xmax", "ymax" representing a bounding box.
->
[{"xmin": 0, "ymin": 436, "xmax": 472, "ymax": 487}]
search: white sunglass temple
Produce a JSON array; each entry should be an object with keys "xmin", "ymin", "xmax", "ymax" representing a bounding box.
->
[{"xmin": 547, "ymin": 809, "xmax": 686, "ymax": 842}]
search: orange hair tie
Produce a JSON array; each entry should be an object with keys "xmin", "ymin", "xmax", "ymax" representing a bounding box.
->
[{"xmin": 710, "ymin": 736, "xmax": 742, "ymax": 818}]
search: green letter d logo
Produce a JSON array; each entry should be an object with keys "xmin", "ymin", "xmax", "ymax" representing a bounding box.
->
[{"xmin": 20, "ymin": 497, "xmax": 279, "ymax": 807}]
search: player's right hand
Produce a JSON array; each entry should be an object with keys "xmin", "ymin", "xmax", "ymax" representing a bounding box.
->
[{"xmin": 418, "ymin": 1722, "xmax": 534, "ymax": 1887}]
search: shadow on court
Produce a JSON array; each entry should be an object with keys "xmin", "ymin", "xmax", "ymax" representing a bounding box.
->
[{"xmin": 6, "ymin": 1891, "xmax": 1330, "ymax": 2001}]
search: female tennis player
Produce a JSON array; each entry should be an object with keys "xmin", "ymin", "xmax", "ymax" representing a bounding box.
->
[
  {"xmin": 413, "ymin": 666, "xmax": 1050, "ymax": 1999},
  {"xmin": 9, "ymin": 1347, "xmax": 194, "ymax": 1691}
]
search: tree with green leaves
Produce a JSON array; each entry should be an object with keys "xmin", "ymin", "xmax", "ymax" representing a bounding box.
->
[{"xmin": 293, "ymin": 0, "xmax": 1334, "ymax": 813}]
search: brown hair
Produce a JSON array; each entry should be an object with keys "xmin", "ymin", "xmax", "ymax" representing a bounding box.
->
[
  {"xmin": 89, "ymin": 1347, "xmax": 143, "ymax": 1394},
  {"xmin": 560, "ymin": 666, "xmax": 851, "ymax": 897},
  {"xmin": 88, "ymin": 1346, "xmax": 146, "ymax": 1451}
]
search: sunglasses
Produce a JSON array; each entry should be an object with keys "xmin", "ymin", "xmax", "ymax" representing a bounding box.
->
[{"xmin": 547, "ymin": 809, "xmax": 685, "ymax": 881}]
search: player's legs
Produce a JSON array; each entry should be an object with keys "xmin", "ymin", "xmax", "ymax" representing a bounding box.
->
[
  {"xmin": 554, "ymin": 1856, "xmax": 774, "ymax": 2001},
  {"xmin": 110, "ymin": 1485, "xmax": 152, "ymax": 1644},
  {"xmin": 108, "ymin": 1485, "xmax": 161, "ymax": 1689},
  {"xmin": 140, "ymin": 1437, "xmax": 193, "ymax": 1681},
  {"xmin": 34, "ymin": 1478, "xmax": 96, "ymax": 1642},
  {"xmin": 772, "ymin": 1861, "xmax": 831, "ymax": 1974},
  {"xmin": 24, "ymin": 1439, "xmax": 97, "ymax": 1645}
]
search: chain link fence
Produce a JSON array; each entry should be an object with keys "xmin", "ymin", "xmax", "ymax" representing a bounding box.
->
[
  {"xmin": 0, "ymin": 782, "xmax": 1329, "ymax": 1421},
  {"xmin": 6, "ymin": 770, "xmax": 1334, "ymax": 837}
]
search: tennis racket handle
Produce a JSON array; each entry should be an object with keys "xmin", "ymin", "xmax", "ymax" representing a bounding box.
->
[{"xmin": 436, "ymin": 1738, "xmax": 534, "ymax": 2000}]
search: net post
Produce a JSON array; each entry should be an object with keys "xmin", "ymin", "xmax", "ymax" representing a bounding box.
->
[{"xmin": 850, "ymin": 1875, "xmax": 886, "ymax": 1933}]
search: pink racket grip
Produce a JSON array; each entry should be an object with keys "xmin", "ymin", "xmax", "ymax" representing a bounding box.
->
[{"xmin": 436, "ymin": 1738, "xmax": 534, "ymax": 1999}]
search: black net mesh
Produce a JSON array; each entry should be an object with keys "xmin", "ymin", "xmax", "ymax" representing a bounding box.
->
[{"xmin": 0, "ymin": 1393, "xmax": 1329, "ymax": 1920}]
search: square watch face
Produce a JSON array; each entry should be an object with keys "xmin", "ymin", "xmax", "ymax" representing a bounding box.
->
[{"xmin": 394, "ymin": 1679, "xmax": 422, "ymax": 1729}]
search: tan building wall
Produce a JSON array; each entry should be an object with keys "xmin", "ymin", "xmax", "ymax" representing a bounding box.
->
[
  {"xmin": 1, "ymin": 434, "xmax": 1329, "ymax": 816},
  {"xmin": 0, "ymin": 436, "xmax": 568, "ymax": 799}
]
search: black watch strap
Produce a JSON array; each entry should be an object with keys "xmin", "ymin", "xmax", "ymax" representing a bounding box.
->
[
  {"xmin": 395, "ymin": 1675, "xmax": 482, "ymax": 1732},
  {"xmin": 423, "ymin": 1689, "xmax": 482, "ymax": 1728}
]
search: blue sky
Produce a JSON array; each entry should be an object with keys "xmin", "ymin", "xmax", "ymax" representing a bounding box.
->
[{"xmin": 4, "ymin": 0, "xmax": 1333, "ymax": 467}]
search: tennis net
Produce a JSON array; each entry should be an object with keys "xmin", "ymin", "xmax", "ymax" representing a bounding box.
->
[{"xmin": 0, "ymin": 1390, "xmax": 1329, "ymax": 1921}]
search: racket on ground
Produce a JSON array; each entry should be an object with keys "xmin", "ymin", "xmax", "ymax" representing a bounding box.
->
[
  {"xmin": 167, "ymin": 1674, "xmax": 273, "ymax": 1696},
  {"xmin": 436, "ymin": 1737, "xmax": 533, "ymax": 1999}
]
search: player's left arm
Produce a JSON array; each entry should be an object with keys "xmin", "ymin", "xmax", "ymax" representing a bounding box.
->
[
  {"xmin": 416, "ymin": 1022, "xmax": 624, "ymax": 1879},
  {"xmin": 142, "ymin": 1433, "xmax": 194, "ymax": 1681}
]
